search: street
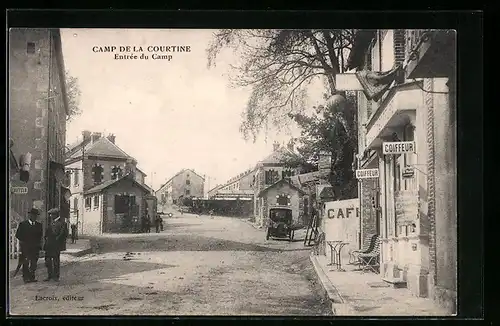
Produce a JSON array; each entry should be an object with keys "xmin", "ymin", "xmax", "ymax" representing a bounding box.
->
[{"xmin": 9, "ymin": 214, "xmax": 332, "ymax": 316}]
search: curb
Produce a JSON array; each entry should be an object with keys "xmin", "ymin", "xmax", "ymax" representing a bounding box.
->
[
  {"xmin": 310, "ymin": 254, "xmax": 357, "ymax": 316},
  {"xmin": 243, "ymin": 219, "xmax": 262, "ymax": 230}
]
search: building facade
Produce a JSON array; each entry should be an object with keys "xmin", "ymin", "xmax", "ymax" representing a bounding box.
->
[
  {"xmin": 156, "ymin": 169, "xmax": 205, "ymax": 211},
  {"xmin": 345, "ymin": 29, "xmax": 456, "ymax": 313},
  {"xmin": 64, "ymin": 131, "xmax": 151, "ymax": 235},
  {"xmin": 9, "ymin": 28, "xmax": 69, "ymax": 232},
  {"xmin": 253, "ymin": 142, "xmax": 301, "ymax": 226}
]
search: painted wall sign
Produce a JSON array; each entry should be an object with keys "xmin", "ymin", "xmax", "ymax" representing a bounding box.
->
[
  {"xmin": 355, "ymin": 168, "xmax": 379, "ymax": 179},
  {"xmin": 395, "ymin": 191, "xmax": 419, "ymax": 226},
  {"xmin": 323, "ymin": 199, "xmax": 360, "ymax": 258},
  {"xmin": 335, "ymin": 73, "xmax": 364, "ymax": 91},
  {"xmin": 402, "ymin": 166, "xmax": 415, "ymax": 178},
  {"xmin": 383, "ymin": 141, "xmax": 416, "ymax": 155},
  {"xmin": 11, "ymin": 186, "xmax": 28, "ymax": 194}
]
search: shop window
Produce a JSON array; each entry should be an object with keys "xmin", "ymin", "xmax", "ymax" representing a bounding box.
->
[
  {"xmin": 92, "ymin": 164, "xmax": 104, "ymax": 184},
  {"xmin": 93, "ymin": 195, "xmax": 100, "ymax": 209},
  {"xmin": 85, "ymin": 197, "xmax": 92, "ymax": 209}
]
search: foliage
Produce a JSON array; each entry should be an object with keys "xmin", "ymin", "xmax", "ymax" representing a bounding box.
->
[
  {"xmin": 206, "ymin": 29, "xmax": 354, "ymax": 141},
  {"xmin": 284, "ymin": 92, "xmax": 358, "ymax": 200},
  {"xmin": 65, "ymin": 70, "xmax": 82, "ymax": 122}
]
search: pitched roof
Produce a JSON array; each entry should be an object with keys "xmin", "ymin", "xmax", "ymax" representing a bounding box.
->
[
  {"xmin": 290, "ymin": 171, "xmax": 321, "ymax": 188},
  {"xmin": 84, "ymin": 174, "xmax": 151, "ymax": 195},
  {"xmin": 257, "ymin": 178, "xmax": 305, "ymax": 197},
  {"xmin": 157, "ymin": 169, "xmax": 205, "ymax": 191},
  {"xmin": 66, "ymin": 137, "xmax": 134, "ymax": 162},
  {"xmin": 259, "ymin": 145, "xmax": 299, "ymax": 165}
]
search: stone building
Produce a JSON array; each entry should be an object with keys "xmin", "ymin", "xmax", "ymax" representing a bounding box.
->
[
  {"xmin": 156, "ymin": 169, "xmax": 205, "ymax": 211},
  {"xmin": 343, "ymin": 29, "xmax": 456, "ymax": 313},
  {"xmin": 9, "ymin": 28, "xmax": 69, "ymax": 231},
  {"xmin": 64, "ymin": 131, "xmax": 151, "ymax": 235}
]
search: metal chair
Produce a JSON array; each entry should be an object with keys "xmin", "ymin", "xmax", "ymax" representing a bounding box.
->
[
  {"xmin": 358, "ymin": 238, "xmax": 381, "ymax": 273},
  {"xmin": 349, "ymin": 234, "xmax": 379, "ymax": 264}
]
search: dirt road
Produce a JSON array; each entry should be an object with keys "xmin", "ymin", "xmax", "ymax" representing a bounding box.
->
[{"xmin": 9, "ymin": 215, "xmax": 331, "ymax": 316}]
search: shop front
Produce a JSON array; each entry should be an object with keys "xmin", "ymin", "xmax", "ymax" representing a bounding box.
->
[{"xmin": 365, "ymin": 81, "xmax": 430, "ymax": 297}]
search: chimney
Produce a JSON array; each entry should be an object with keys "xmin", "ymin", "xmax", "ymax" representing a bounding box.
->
[
  {"xmin": 107, "ymin": 133, "xmax": 116, "ymax": 144},
  {"xmin": 82, "ymin": 130, "xmax": 91, "ymax": 142},
  {"xmin": 318, "ymin": 151, "xmax": 332, "ymax": 179},
  {"xmin": 91, "ymin": 132, "xmax": 102, "ymax": 144},
  {"xmin": 273, "ymin": 141, "xmax": 280, "ymax": 152}
]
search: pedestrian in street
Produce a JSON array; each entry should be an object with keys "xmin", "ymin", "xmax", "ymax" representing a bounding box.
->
[
  {"xmin": 15, "ymin": 208, "xmax": 43, "ymax": 283},
  {"xmin": 43, "ymin": 208, "xmax": 68, "ymax": 282},
  {"xmin": 155, "ymin": 215, "xmax": 162, "ymax": 233},
  {"xmin": 70, "ymin": 223, "xmax": 77, "ymax": 244}
]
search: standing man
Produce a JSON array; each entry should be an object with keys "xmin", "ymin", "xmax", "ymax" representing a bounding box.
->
[
  {"xmin": 44, "ymin": 208, "xmax": 68, "ymax": 282},
  {"xmin": 15, "ymin": 208, "xmax": 43, "ymax": 283},
  {"xmin": 70, "ymin": 223, "xmax": 77, "ymax": 244}
]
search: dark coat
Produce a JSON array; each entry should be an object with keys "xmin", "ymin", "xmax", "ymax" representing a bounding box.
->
[
  {"xmin": 15, "ymin": 220, "xmax": 43, "ymax": 255},
  {"xmin": 44, "ymin": 218, "xmax": 68, "ymax": 255}
]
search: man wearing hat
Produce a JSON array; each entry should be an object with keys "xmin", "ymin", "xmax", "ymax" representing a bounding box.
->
[
  {"xmin": 15, "ymin": 208, "xmax": 43, "ymax": 283},
  {"xmin": 43, "ymin": 208, "xmax": 68, "ymax": 282}
]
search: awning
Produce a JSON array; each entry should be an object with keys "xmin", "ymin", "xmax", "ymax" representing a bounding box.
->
[{"xmin": 355, "ymin": 64, "xmax": 402, "ymax": 102}]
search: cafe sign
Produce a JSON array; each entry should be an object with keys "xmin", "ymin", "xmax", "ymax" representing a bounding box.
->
[
  {"xmin": 355, "ymin": 168, "xmax": 379, "ymax": 179},
  {"xmin": 383, "ymin": 141, "xmax": 415, "ymax": 155}
]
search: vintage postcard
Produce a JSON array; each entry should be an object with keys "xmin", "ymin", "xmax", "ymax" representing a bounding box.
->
[{"xmin": 8, "ymin": 28, "xmax": 457, "ymax": 316}]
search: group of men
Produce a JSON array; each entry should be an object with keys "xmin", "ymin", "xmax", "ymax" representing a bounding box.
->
[{"xmin": 14, "ymin": 207, "xmax": 68, "ymax": 284}]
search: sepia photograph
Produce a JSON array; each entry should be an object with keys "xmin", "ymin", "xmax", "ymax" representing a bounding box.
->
[{"xmin": 8, "ymin": 27, "xmax": 457, "ymax": 316}]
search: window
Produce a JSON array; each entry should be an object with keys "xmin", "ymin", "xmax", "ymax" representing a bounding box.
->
[
  {"xmin": 93, "ymin": 195, "xmax": 100, "ymax": 209},
  {"xmin": 73, "ymin": 198, "xmax": 78, "ymax": 212},
  {"xmin": 73, "ymin": 170, "xmax": 79, "ymax": 186},
  {"xmin": 85, "ymin": 197, "xmax": 92, "ymax": 209},
  {"xmin": 276, "ymin": 194, "xmax": 291, "ymax": 206},
  {"xmin": 27, "ymin": 42, "xmax": 36, "ymax": 54},
  {"xmin": 65, "ymin": 171, "xmax": 71, "ymax": 186},
  {"xmin": 186, "ymin": 179, "xmax": 191, "ymax": 185},
  {"xmin": 92, "ymin": 165, "xmax": 104, "ymax": 184},
  {"xmin": 381, "ymin": 30, "xmax": 395, "ymax": 71},
  {"xmin": 265, "ymin": 170, "xmax": 279, "ymax": 185},
  {"xmin": 111, "ymin": 166, "xmax": 123, "ymax": 180},
  {"xmin": 185, "ymin": 189, "xmax": 190, "ymax": 196}
]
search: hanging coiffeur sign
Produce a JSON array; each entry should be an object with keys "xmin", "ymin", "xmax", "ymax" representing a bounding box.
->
[
  {"xmin": 355, "ymin": 168, "xmax": 379, "ymax": 179},
  {"xmin": 383, "ymin": 141, "xmax": 415, "ymax": 155}
]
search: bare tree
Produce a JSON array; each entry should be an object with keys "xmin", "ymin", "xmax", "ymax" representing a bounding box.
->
[
  {"xmin": 206, "ymin": 29, "xmax": 354, "ymax": 141},
  {"xmin": 65, "ymin": 70, "xmax": 82, "ymax": 122}
]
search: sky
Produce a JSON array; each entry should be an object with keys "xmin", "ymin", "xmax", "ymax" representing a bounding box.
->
[{"xmin": 60, "ymin": 29, "xmax": 325, "ymax": 191}]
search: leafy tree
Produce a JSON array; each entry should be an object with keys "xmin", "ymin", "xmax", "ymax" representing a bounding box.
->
[
  {"xmin": 284, "ymin": 92, "xmax": 358, "ymax": 200},
  {"xmin": 206, "ymin": 29, "xmax": 354, "ymax": 141},
  {"xmin": 65, "ymin": 70, "xmax": 82, "ymax": 122}
]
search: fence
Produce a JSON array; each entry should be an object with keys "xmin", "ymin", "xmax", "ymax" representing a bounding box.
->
[{"xmin": 9, "ymin": 228, "xmax": 20, "ymax": 259}]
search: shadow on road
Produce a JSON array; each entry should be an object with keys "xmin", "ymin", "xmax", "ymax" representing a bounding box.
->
[{"xmin": 91, "ymin": 234, "xmax": 285, "ymax": 254}]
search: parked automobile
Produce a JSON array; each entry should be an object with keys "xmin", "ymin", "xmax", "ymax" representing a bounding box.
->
[{"xmin": 266, "ymin": 206, "xmax": 294, "ymax": 241}]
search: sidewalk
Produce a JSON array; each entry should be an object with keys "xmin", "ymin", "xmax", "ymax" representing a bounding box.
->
[{"xmin": 310, "ymin": 253, "xmax": 451, "ymax": 316}]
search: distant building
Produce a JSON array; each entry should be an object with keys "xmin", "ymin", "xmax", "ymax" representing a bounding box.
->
[
  {"xmin": 9, "ymin": 28, "xmax": 69, "ymax": 232},
  {"xmin": 156, "ymin": 169, "xmax": 205, "ymax": 211},
  {"xmin": 64, "ymin": 131, "xmax": 152, "ymax": 235}
]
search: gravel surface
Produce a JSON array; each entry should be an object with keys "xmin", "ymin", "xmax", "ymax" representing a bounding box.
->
[{"xmin": 9, "ymin": 215, "xmax": 332, "ymax": 316}]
